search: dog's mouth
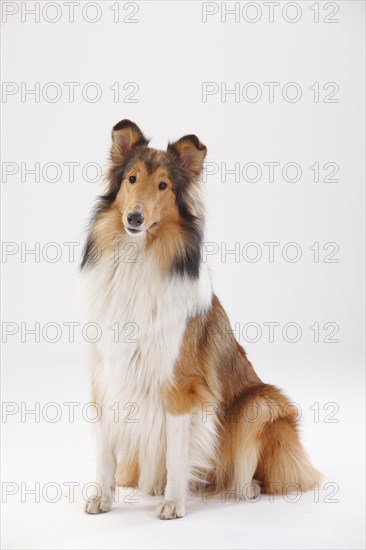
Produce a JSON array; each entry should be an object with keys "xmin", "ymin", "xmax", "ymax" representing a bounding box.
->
[
  {"xmin": 125, "ymin": 226, "xmax": 144, "ymax": 236},
  {"xmin": 124, "ymin": 222, "xmax": 158, "ymax": 236}
]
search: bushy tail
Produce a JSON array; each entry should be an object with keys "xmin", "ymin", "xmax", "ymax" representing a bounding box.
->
[{"xmin": 255, "ymin": 388, "xmax": 321, "ymax": 494}]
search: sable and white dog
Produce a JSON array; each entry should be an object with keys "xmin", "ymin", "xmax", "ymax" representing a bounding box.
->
[{"xmin": 80, "ymin": 120, "xmax": 320, "ymax": 519}]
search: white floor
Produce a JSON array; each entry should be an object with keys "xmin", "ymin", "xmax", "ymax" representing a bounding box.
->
[
  {"xmin": 3, "ymin": 486, "xmax": 364, "ymax": 550},
  {"xmin": 2, "ymin": 353, "xmax": 365, "ymax": 549}
]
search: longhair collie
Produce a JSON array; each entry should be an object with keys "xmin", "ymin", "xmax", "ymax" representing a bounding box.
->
[{"xmin": 80, "ymin": 119, "xmax": 320, "ymax": 519}]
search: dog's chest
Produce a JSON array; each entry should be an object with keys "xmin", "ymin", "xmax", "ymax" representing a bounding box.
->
[
  {"xmin": 79, "ymin": 245, "xmax": 214, "ymax": 488},
  {"xmin": 79, "ymin": 243, "xmax": 212, "ymax": 413}
]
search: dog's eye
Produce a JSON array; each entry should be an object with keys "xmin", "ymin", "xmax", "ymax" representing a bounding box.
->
[
  {"xmin": 158, "ymin": 181, "xmax": 167, "ymax": 190},
  {"xmin": 129, "ymin": 175, "xmax": 136, "ymax": 184}
]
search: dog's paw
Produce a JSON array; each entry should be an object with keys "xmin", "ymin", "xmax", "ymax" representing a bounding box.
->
[
  {"xmin": 156, "ymin": 499, "xmax": 185, "ymax": 520},
  {"xmin": 85, "ymin": 492, "xmax": 112, "ymax": 514},
  {"xmin": 244, "ymin": 479, "xmax": 261, "ymax": 501}
]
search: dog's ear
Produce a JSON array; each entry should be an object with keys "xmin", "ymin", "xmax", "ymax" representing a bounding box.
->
[
  {"xmin": 110, "ymin": 119, "xmax": 149, "ymax": 164},
  {"xmin": 168, "ymin": 135, "xmax": 207, "ymax": 176}
]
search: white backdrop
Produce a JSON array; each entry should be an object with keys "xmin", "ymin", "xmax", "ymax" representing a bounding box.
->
[{"xmin": 1, "ymin": 1, "xmax": 365, "ymax": 549}]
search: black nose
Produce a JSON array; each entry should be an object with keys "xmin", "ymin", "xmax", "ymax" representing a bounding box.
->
[{"xmin": 127, "ymin": 211, "xmax": 144, "ymax": 227}]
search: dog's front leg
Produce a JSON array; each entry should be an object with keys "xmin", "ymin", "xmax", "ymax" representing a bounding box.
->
[
  {"xmin": 156, "ymin": 413, "xmax": 190, "ymax": 520},
  {"xmin": 85, "ymin": 418, "xmax": 116, "ymax": 514}
]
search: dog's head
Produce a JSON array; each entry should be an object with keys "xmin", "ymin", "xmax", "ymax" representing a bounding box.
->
[{"xmin": 106, "ymin": 119, "xmax": 207, "ymax": 237}]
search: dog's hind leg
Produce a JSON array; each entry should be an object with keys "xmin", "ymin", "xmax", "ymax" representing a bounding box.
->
[
  {"xmin": 227, "ymin": 435, "xmax": 262, "ymax": 501},
  {"xmin": 248, "ymin": 385, "xmax": 322, "ymax": 495},
  {"xmin": 216, "ymin": 397, "xmax": 262, "ymax": 502},
  {"xmin": 217, "ymin": 383, "xmax": 320, "ymax": 500}
]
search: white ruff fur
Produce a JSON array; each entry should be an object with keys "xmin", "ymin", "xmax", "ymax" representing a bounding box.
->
[{"xmin": 79, "ymin": 234, "xmax": 216, "ymax": 495}]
